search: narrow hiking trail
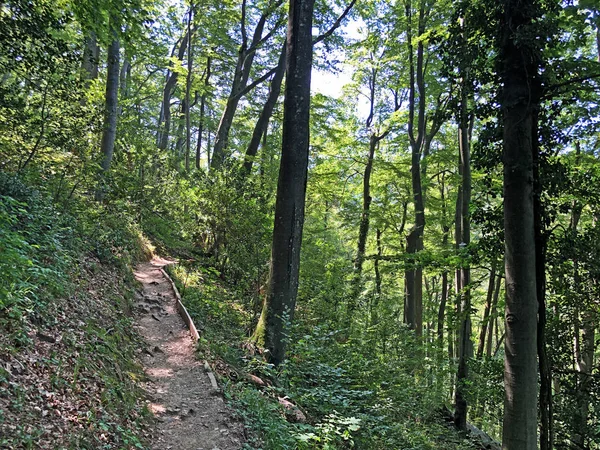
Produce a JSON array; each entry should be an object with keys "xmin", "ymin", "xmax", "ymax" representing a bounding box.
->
[{"xmin": 133, "ymin": 258, "xmax": 245, "ymax": 450}]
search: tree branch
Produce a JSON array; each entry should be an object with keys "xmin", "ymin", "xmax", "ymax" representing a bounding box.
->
[
  {"xmin": 250, "ymin": 16, "xmax": 286, "ymax": 52},
  {"xmin": 240, "ymin": 0, "xmax": 248, "ymax": 49},
  {"xmin": 312, "ymin": 0, "xmax": 357, "ymax": 45},
  {"xmin": 543, "ymin": 72, "xmax": 600, "ymax": 98},
  {"xmin": 233, "ymin": 66, "xmax": 279, "ymax": 100}
]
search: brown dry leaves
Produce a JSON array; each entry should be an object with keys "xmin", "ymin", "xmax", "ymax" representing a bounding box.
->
[{"xmin": 0, "ymin": 256, "xmax": 150, "ymax": 449}]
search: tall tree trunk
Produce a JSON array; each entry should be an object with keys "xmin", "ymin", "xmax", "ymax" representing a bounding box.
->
[
  {"xmin": 158, "ymin": 27, "xmax": 191, "ymax": 151},
  {"xmin": 119, "ymin": 55, "xmax": 130, "ymax": 98},
  {"xmin": 184, "ymin": 7, "xmax": 194, "ymax": 172},
  {"xmin": 206, "ymin": 129, "xmax": 211, "ymax": 168},
  {"xmin": 81, "ymin": 32, "xmax": 99, "ymax": 81},
  {"xmin": 251, "ymin": 0, "xmax": 315, "ymax": 366},
  {"xmin": 242, "ymin": 43, "xmax": 287, "ymax": 176},
  {"xmin": 404, "ymin": 0, "xmax": 442, "ymax": 336},
  {"xmin": 374, "ymin": 229, "xmax": 383, "ymax": 292},
  {"xmin": 570, "ymin": 188, "xmax": 592, "ymax": 449},
  {"xmin": 95, "ymin": 26, "xmax": 120, "ymax": 201},
  {"xmin": 117, "ymin": 53, "xmax": 130, "ymax": 119},
  {"xmin": 437, "ymin": 271, "xmax": 448, "ymax": 346},
  {"xmin": 500, "ymin": 0, "xmax": 541, "ymax": 447},
  {"xmin": 350, "ymin": 133, "xmax": 377, "ymax": 312},
  {"xmin": 349, "ymin": 65, "xmax": 396, "ymax": 314},
  {"xmin": 196, "ymin": 57, "xmax": 211, "ymax": 170},
  {"xmin": 174, "ymin": 103, "xmax": 185, "ymax": 156},
  {"xmin": 573, "ymin": 310, "xmax": 595, "ymax": 448},
  {"xmin": 477, "ymin": 263, "xmax": 497, "ymax": 359},
  {"xmin": 370, "ymin": 228, "xmax": 383, "ymax": 330},
  {"xmin": 454, "ymin": 54, "xmax": 472, "ymax": 430},
  {"xmin": 485, "ymin": 274, "xmax": 502, "ymax": 358},
  {"xmin": 211, "ymin": 0, "xmax": 281, "ymax": 170},
  {"xmin": 437, "ymin": 174, "xmax": 450, "ymax": 349},
  {"xmin": 533, "ymin": 108, "xmax": 553, "ymax": 450}
]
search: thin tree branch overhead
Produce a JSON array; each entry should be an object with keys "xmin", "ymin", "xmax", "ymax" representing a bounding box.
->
[{"xmin": 313, "ymin": 0, "xmax": 357, "ymax": 45}]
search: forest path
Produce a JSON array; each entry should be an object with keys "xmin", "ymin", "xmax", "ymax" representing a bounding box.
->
[{"xmin": 133, "ymin": 258, "xmax": 244, "ymax": 450}]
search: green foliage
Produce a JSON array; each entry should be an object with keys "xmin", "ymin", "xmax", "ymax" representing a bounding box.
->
[
  {"xmin": 0, "ymin": 174, "xmax": 148, "ymax": 342},
  {"xmin": 1, "ymin": 0, "xmax": 599, "ymax": 447},
  {"xmin": 0, "ymin": 176, "xmax": 71, "ymax": 338},
  {"xmin": 230, "ymin": 385, "xmax": 299, "ymax": 450},
  {"xmin": 171, "ymin": 254, "xmax": 484, "ymax": 449}
]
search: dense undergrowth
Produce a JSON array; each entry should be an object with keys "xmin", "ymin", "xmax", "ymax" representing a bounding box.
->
[
  {"xmin": 0, "ymin": 169, "xmax": 504, "ymax": 449},
  {"xmin": 0, "ymin": 174, "xmax": 153, "ymax": 449},
  {"xmin": 167, "ymin": 259, "xmax": 501, "ymax": 450}
]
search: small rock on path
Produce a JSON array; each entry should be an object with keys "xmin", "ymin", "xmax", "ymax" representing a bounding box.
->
[{"xmin": 134, "ymin": 258, "xmax": 244, "ymax": 450}]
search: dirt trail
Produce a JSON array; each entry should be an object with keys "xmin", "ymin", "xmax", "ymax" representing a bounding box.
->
[{"xmin": 133, "ymin": 258, "xmax": 244, "ymax": 450}]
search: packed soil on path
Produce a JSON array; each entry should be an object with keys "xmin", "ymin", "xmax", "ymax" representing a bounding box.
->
[{"xmin": 134, "ymin": 258, "xmax": 245, "ymax": 450}]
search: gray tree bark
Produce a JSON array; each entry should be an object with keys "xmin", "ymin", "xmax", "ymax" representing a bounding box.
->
[
  {"xmin": 477, "ymin": 262, "xmax": 497, "ymax": 359},
  {"xmin": 570, "ymin": 197, "xmax": 593, "ymax": 449},
  {"xmin": 157, "ymin": 27, "xmax": 190, "ymax": 151},
  {"xmin": 403, "ymin": 0, "xmax": 445, "ymax": 336},
  {"xmin": 241, "ymin": 42, "xmax": 286, "ymax": 176},
  {"xmin": 81, "ymin": 32, "xmax": 99, "ymax": 81},
  {"xmin": 185, "ymin": 7, "xmax": 194, "ymax": 171},
  {"xmin": 196, "ymin": 57, "xmax": 211, "ymax": 170},
  {"xmin": 349, "ymin": 65, "xmax": 399, "ymax": 314},
  {"xmin": 211, "ymin": 0, "xmax": 283, "ymax": 170},
  {"xmin": 500, "ymin": 0, "xmax": 541, "ymax": 447},
  {"xmin": 454, "ymin": 50, "xmax": 473, "ymax": 430},
  {"xmin": 95, "ymin": 26, "xmax": 120, "ymax": 201},
  {"xmin": 251, "ymin": 0, "xmax": 315, "ymax": 366},
  {"xmin": 485, "ymin": 274, "xmax": 502, "ymax": 358},
  {"xmin": 436, "ymin": 173, "xmax": 450, "ymax": 349}
]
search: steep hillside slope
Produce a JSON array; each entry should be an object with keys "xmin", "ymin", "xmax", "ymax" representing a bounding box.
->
[{"xmin": 0, "ymin": 176, "xmax": 152, "ymax": 449}]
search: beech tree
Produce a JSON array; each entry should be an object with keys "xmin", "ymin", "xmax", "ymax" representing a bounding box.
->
[
  {"xmin": 403, "ymin": 0, "xmax": 448, "ymax": 336},
  {"xmin": 498, "ymin": 0, "xmax": 542, "ymax": 447},
  {"xmin": 252, "ymin": 0, "xmax": 315, "ymax": 366},
  {"xmin": 210, "ymin": 0, "xmax": 285, "ymax": 170},
  {"xmin": 96, "ymin": 18, "xmax": 120, "ymax": 200},
  {"xmin": 157, "ymin": 24, "xmax": 190, "ymax": 151}
]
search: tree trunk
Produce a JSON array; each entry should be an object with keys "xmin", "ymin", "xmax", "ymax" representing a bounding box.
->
[
  {"xmin": 404, "ymin": 0, "xmax": 438, "ymax": 337},
  {"xmin": 454, "ymin": 55, "xmax": 472, "ymax": 430},
  {"xmin": 211, "ymin": 1, "xmax": 278, "ymax": 170},
  {"xmin": 196, "ymin": 57, "xmax": 211, "ymax": 170},
  {"xmin": 206, "ymin": 130, "xmax": 211, "ymax": 168},
  {"xmin": 485, "ymin": 273, "xmax": 502, "ymax": 358},
  {"xmin": 477, "ymin": 262, "xmax": 496, "ymax": 359},
  {"xmin": 251, "ymin": 0, "xmax": 315, "ymax": 366},
  {"xmin": 500, "ymin": 0, "xmax": 541, "ymax": 447},
  {"xmin": 437, "ymin": 174, "xmax": 450, "ymax": 349},
  {"xmin": 95, "ymin": 27, "xmax": 120, "ymax": 201},
  {"xmin": 119, "ymin": 55, "xmax": 130, "ymax": 98},
  {"xmin": 573, "ymin": 310, "xmax": 595, "ymax": 448},
  {"xmin": 405, "ymin": 229, "xmax": 421, "ymax": 333},
  {"xmin": 184, "ymin": 7, "xmax": 194, "ymax": 172},
  {"xmin": 437, "ymin": 271, "xmax": 448, "ymax": 347},
  {"xmin": 374, "ymin": 229, "xmax": 382, "ymax": 293},
  {"xmin": 242, "ymin": 42, "xmax": 287, "ymax": 176},
  {"xmin": 570, "ymin": 193, "xmax": 591, "ymax": 449},
  {"xmin": 533, "ymin": 108, "xmax": 552, "ymax": 450},
  {"xmin": 81, "ymin": 32, "xmax": 99, "ymax": 81},
  {"xmin": 349, "ymin": 133, "xmax": 377, "ymax": 312},
  {"xmin": 158, "ymin": 28, "xmax": 190, "ymax": 151},
  {"xmin": 174, "ymin": 102, "xmax": 186, "ymax": 157}
]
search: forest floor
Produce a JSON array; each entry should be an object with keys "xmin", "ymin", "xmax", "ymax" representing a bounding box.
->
[{"xmin": 133, "ymin": 257, "xmax": 245, "ymax": 450}]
